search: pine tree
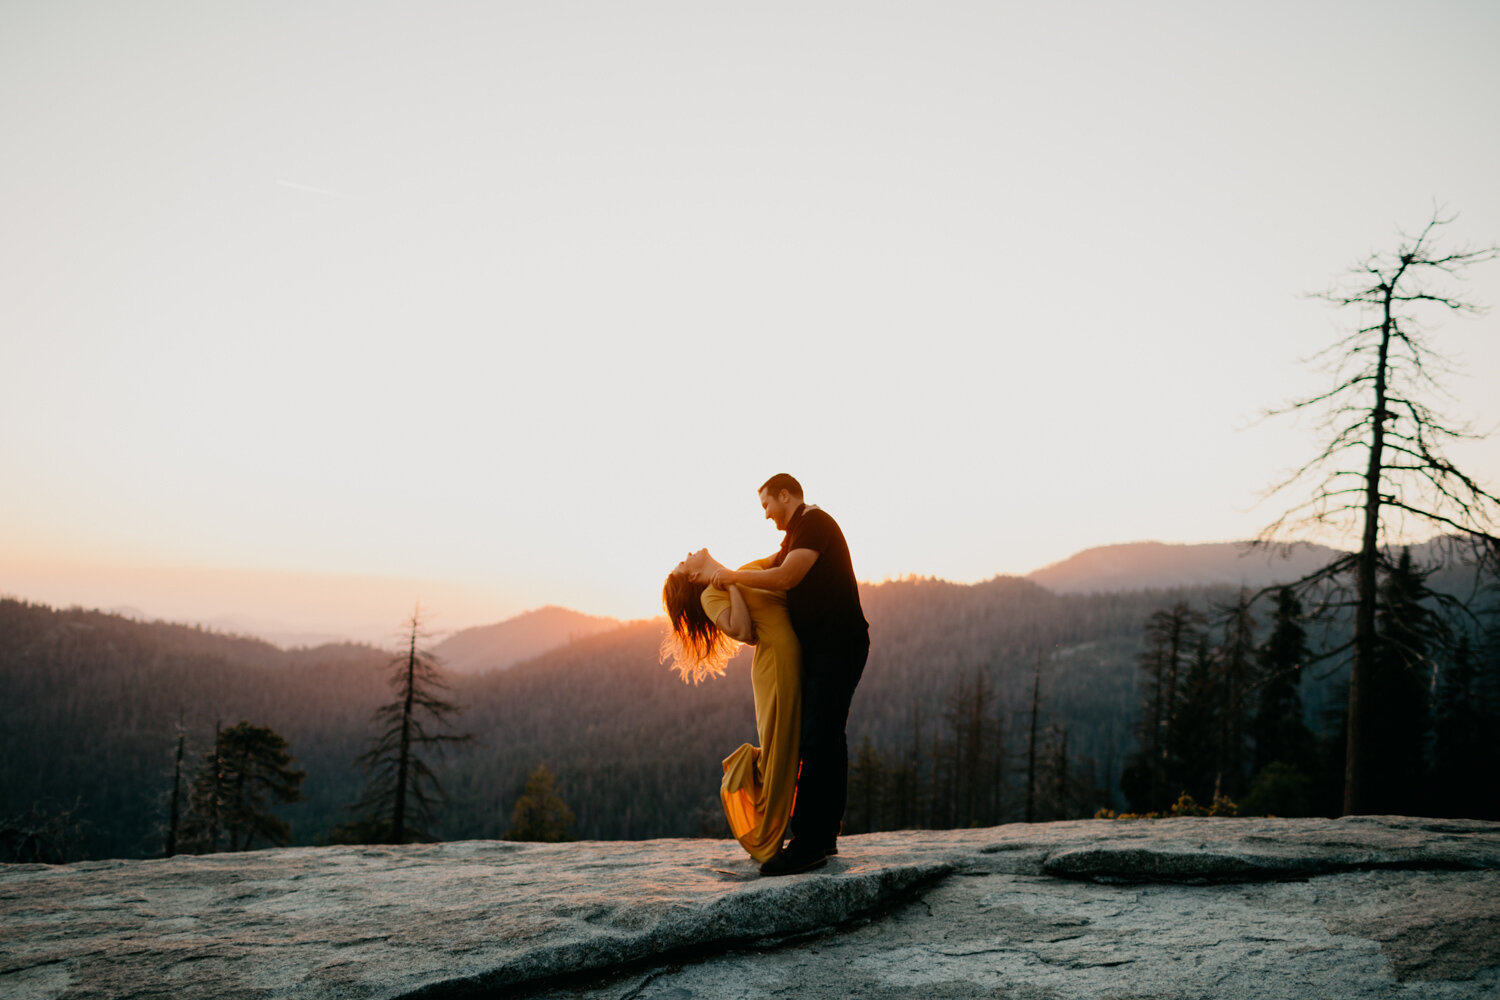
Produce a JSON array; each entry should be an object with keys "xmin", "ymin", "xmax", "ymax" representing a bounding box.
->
[
  {"xmin": 1174, "ymin": 636, "xmax": 1220, "ymax": 804},
  {"xmin": 845, "ymin": 736, "xmax": 886, "ymax": 833},
  {"xmin": 505, "ymin": 764, "xmax": 576, "ymax": 842},
  {"xmin": 1025, "ymin": 653, "xmax": 1043, "ymax": 823},
  {"xmin": 180, "ymin": 720, "xmax": 226, "ymax": 853},
  {"xmin": 1249, "ymin": 587, "xmax": 1317, "ymax": 780},
  {"xmin": 1211, "ymin": 592, "xmax": 1257, "ymax": 802},
  {"xmin": 1431, "ymin": 634, "xmax": 1493, "ymax": 816},
  {"xmin": 164, "ymin": 713, "xmax": 186, "ymax": 858},
  {"xmin": 1121, "ymin": 603, "xmax": 1203, "ymax": 811},
  {"xmin": 1368, "ymin": 549, "xmax": 1445, "ymax": 814},
  {"xmin": 183, "ymin": 722, "xmax": 305, "ymax": 852}
]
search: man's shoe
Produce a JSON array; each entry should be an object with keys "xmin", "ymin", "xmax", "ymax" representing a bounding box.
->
[
  {"xmin": 781, "ymin": 837, "xmax": 837, "ymax": 857},
  {"xmin": 759, "ymin": 843, "xmax": 828, "ymax": 877}
]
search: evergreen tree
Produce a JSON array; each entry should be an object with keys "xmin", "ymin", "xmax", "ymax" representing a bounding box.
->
[
  {"xmin": 953, "ymin": 668, "xmax": 998, "ymax": 827},
  {"xmin": 1025, "ymin": 653, "xmax": 1043, "ymax": 823},
  {"xmin": 1173, "ymin": 636, "xmax": 1220, "ymax": 804},
  {"xmin": 1368, "ymin": 549, "xmax": 1445, "ymax": 814},
  {"xmin": 1121, "ymin": 603, "xmax": 1203, "ymax": 811},
  {"xmin": 505, "ymin": 764, "xmax": 576, "ymax": 842},
  {"xmin": 1431, "ymin": 634, "xmax": 1495, "ymax": 816},
  {"xmin": 884, "ymin": 730, "xmax": 919, "ymax": 832},
  {"xmin": 1211, "ymin": 592, "xmax": 1257, "ymax": 801},
  {"xmin": 180, "ymin": 720, "xmax": 226, "ymax": 853},
  {"xmin": 1039, "ymin": 722, "xmax": 1070, "ymax": 821},
  {"xmin": 164, "ymin": 714, "xmax": 186, "ymax": 858},
  {"xmin": 1250, "ymin": 587, "xmax": 1316, "ymax": 777},
  {"xmin": 845, "ymin": 735, "xmax": 886, "ymax": 834},
  {"xmin": 183, "ymin": 721, "xmax": 305, "ymax": 852},
  {"xmin": 0, "ymin": 802, "xmax": 84, "ymax": 863},
  {"xmin": 351, "ymin": 609, "xmax": 472, "ymax": 844},
  {"xmin": 889, "ymin": 706, "xmax": 925, "ymax": 832}
]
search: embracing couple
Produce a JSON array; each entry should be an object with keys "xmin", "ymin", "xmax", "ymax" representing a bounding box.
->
[{"xmin": 662, "ymin": 474, "xmax": 870, "ymax": 876}]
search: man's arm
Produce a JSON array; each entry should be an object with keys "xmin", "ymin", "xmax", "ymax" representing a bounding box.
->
[{"xmin": 712, "ymin": 549, "xmax": 818, "ymax": 591}]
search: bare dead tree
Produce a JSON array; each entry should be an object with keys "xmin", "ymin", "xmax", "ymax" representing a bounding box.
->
[
  {"xmin": 1257, "ymin": 209, "xmax": 1500, "ymax": 815},
  {"xmin": 352, "ymin": 607, "xmax": 472, "ymax": 844}
]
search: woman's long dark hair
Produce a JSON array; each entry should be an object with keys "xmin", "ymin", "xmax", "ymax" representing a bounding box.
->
[{"xmin": 661, "ymin": 571, "xmax": 734, "ymax": 684}]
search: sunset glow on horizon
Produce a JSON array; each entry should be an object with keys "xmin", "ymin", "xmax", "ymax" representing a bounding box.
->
[{"xmin": 4, "ymin": 3, "xmax": 1499, "ymax": 645}]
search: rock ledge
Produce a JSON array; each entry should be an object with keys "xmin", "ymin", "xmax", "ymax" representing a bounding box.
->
[{"xmin": 2, "ymin": 816, "xmax": 1497, "ymax": 999}]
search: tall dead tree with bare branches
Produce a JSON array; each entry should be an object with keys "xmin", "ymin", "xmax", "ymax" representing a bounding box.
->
[
  {"xmin": 351, "ymin": 608, "xmax": 472, "ymax": 844},
  {"xmin": 1258, "ymin": 210, "xmax": 1500, "ymax": 815}
]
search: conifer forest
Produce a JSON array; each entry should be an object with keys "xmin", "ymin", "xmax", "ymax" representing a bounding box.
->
[{"xmin": 3, "ymin": 553, "xmax": 1497, "ymax": 863}]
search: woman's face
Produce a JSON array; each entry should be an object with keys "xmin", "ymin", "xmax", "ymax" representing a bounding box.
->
[{"xmin": 674, "ymin": 548, "xmax": 709, "ymax": 581}]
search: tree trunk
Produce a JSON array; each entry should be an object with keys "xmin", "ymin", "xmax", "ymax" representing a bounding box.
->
[
  {"xmin": 1346, "ymin": 273, "xmax": 1400, "ymax": 815},
  {"xmin": 209, "ymin": 719, "xmax": 222, "ymax": 853},
  {"xmin": 1057, "ymin": 727, "xmax": 1069, "ymax": 820},
  {"xmin": 1162, "ymin": 614, "xmax": 1183, "ymax": 773},
  {"xmin": 393, "ymin": 626, "xmax": 417, "ymax": 844},
  {"xmin": 166, "ymin": 725, "xmax": 184, "ymax": 858},
  {"xmin": 230, "ymin": 765, "xmax": 246, "ymax": 852},
  {"xmin": 1026, "ymin": 653, "xmax": 1041, "ymax": 823}
]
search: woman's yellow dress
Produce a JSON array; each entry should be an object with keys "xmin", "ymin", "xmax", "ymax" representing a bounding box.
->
[{"xmin": 701, "ymin": 569, "xmax": 801, "ymax": 863}]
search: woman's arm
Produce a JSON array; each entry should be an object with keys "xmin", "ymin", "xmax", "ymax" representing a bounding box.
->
[{"xmin": 714, "ymin": 585, "xmax": 756, "ymax": 644}]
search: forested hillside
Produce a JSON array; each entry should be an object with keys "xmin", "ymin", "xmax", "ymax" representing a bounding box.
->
[
  {"xmin": 12, "ymin": 550, "xmax": 1499, "ymax": 862},
  {"xmin": 1025, "ymin": 541, "xmax": 1343, "ymax": 593},
  {"xmin": 432, "ymin": 605, "xmax": 621, "ymax": 673},
  {"xmin": 4, "ymin": 576, "xmax": 1370, "ymax": 860}
]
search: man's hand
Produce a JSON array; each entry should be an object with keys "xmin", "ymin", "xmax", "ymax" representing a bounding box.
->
[{"xmin": 709, "ymin": 550, "xmax": 817, "ymax": 592}]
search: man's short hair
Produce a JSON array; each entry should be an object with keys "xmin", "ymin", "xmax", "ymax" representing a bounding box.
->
[{"xmin": 759, "ymin": 473, "xmax": 803, "ymax": 499}]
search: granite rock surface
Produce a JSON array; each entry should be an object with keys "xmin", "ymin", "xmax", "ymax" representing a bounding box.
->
[{"xmin": 2, "ymin": 816, "xmax": 1497, "ymax": 999}]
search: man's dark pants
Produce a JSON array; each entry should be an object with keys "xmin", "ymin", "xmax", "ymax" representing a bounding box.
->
[{"xmin": 792, "ymin": 635, "xmax": 870, "ymax": 849}]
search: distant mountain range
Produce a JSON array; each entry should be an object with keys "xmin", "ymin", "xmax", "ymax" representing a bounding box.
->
[
  {"xmin": 431, "ymin": 605, "xmax": 622, "ymax": 673},
  {"xmin": 431, "ymin": 540, "xmax": 1356, "ymax": 673},
  {"xmin": 93, "ymin": 538, "xmax": 1451, "ymax": 661},
  {"xmin": 1023, "ymin": 540, "xmax": 1346, "ymax": 594},
  {"xmin": 8, "ymin": 534, "xmax": 1487, "ymax": 858}
]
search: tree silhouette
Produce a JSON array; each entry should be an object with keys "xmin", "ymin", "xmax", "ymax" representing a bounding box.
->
[
  {"xmin": 183, "ymin": 721, "xmax": 305, "ymax": 852},
  {"xmin": 1173, "ymin": 635, "xmax": 1220, "ymax": 804},
  {"xmin": 1249, "ymin": 587, "xmax": 1317, "ymax": 782},
  {"xmin": 1025, "ymin": 652, "xmax": 1043, "ymax": 823},
  {"xmin": 0, "ymin": 801, "xmax": 84, "ymax": 863},
  {"xmin": 1433, "ymin": 633, "xmax": 1500, "ymax": 818},
  {"xmin": 164, "ymin": 713, "xmax": 186, "ymax": 858},
  {"xmin": 845, "ymin": 735, "xmax": 886, "ymax": 834},
  {"xmin": 180, "ymin": 720, "xmax": 226, "ymax": 853},
  {"xmin": 351, "ymin": 609, "xmax": 472, "ymax": 844},
  {"xmin": 505, "ymin": 764, "xmax": 576, "ymax": 842},
  {"xmin": 1210, "ymin": 592, "xmax": 1257, "ymax": 802},
  {"xmin": 1257, "ymin": 210, "xmax": 1500, "ymax": 814},
  {"xmin": 1368, "ymin": 549, "xmax": 1446, "ymax": 813},
  {"xmin": 1121, "ymin": 602, "xmax": 1204, "ymax": 810}
]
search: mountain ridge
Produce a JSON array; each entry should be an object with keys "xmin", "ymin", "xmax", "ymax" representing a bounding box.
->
[
  {"xmin": 1022, "ymin": 539, "xmax": 1346, "ymax": 593},
  {"xmin": 431, "ymin": 604, "xmax": 623, "ymax": 674}
]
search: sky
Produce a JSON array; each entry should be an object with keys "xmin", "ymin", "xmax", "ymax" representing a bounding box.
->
[{"xmin": 3, "ymin": 1, "xmax": 1499, "ymax": 645}]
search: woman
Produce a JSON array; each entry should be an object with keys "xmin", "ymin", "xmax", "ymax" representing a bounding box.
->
[{"xmin": 662, "ymin": 548, "xmax": 800, "ymax": 864}]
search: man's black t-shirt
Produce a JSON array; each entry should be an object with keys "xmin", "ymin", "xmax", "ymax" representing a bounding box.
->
[{"xmin": 772, "ymin": 504, "xmax": 869, "ymax": 650}]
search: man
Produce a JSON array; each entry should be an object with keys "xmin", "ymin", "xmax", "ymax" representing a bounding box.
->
[{"xmin": 712, "ymin": 473, "xmax": 869, "ymax": 875}]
